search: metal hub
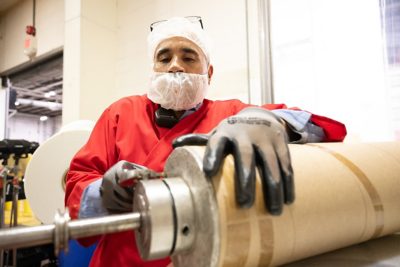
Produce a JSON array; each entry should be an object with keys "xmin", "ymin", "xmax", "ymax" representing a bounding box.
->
[{"xmin": 133, "ymin": 177, "xmax": 196, "ymax": 260}]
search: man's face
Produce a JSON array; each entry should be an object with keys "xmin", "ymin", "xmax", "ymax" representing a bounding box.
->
[{"xmin": 153, "ymin": 36, "xmax": 210, "ymax": 75}]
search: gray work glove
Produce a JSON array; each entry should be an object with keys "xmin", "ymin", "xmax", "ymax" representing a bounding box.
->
[
  {"xmin": 173, "ymin": 107, "xmax": 294, "ymax": 215},
  {"xmin": 100, "ymin": 160, "xmax": 147, "ymax": 213}
]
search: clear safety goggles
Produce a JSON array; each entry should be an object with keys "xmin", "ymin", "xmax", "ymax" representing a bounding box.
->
[{"xmin": 150, "ymin": 16, "xmax": 204, "ymax": 31}]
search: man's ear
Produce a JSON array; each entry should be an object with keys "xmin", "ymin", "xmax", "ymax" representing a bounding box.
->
[{"xmin": 208, "ymin": 65, "xmax": 214, "ymax": 84}]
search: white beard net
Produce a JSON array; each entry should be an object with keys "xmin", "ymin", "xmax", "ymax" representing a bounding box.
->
[{"xmin": 148, "ymin": 72, "xmax": 209, "ymax": 111}]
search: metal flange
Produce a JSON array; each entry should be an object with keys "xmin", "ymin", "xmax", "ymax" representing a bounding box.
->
[
  {"xmin": 133, "ymin": 177, "xmax": 196, "ymax": 260},
  {"xmin": 164, "ymin": 146, "xmax": 220, "ymax": 267},
  {"xmin": 133, "ymin": 178, "xmax": 175, "ymax": 260}
]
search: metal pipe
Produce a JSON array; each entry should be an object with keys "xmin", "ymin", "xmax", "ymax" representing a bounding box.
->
[
  {"xmin": 0, "ymin": 212, "xmax": 141, "ymax": 252},
  {"xmin": 0, "ymin": 224, "xmax": 54, "ymax": 249},
  {"xmin": 68, "ymin": 212, "xmax": 141, "ymax": 239}
]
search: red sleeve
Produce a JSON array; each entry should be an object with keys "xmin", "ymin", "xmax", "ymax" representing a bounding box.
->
[
  {"xmin": 261, "ymin": 103, "xmax": 347, "ymax": 142},
  {"xmin": 261, "ymin": 103, "xmax": 288, "ymax": 110},
  {"xmin": 310, "ymin": 113, "xmax": 347, "ymax": 142},
  {"xmin": 64, "ymin": 108, "xmax": 118, "ymax": 246}
]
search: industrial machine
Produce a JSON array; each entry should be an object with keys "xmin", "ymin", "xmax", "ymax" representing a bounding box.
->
[{"xmin": 0, "ymin": 142, "xmax": 399, "ymax": 267}]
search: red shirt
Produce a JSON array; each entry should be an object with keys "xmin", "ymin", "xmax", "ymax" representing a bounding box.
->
[{"xmin": 65, "ymin": 95, "xmax": 346, "ymax": 267}]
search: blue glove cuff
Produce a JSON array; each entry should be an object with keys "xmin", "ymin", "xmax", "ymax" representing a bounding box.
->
[
  {"xmin": 79, "ymin": 179, "xmax": 110, "ymax": 219},
  {"xmin": 272, "ymin": 109, "xmax": 325, "ymax": 143}
]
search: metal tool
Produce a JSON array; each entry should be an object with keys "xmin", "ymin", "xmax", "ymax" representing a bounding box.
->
[{"xmin": 0, "ymin": 147, "xmax": 217, "ymax": 266}]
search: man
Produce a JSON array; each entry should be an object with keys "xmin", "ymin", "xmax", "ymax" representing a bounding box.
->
[{"xmin": 65, "ymin": 16, "xmax": 346, "ymax": 267}]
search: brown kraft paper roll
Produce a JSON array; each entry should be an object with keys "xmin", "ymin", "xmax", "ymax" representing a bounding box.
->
[{"xmin": 208, "ymin": 142, "xmax": 400, "ymax": 267}]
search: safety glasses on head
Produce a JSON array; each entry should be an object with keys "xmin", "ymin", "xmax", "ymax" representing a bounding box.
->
[{"xmin": 150, "ymin": 16, "xmax": 203, "ymax": 31}]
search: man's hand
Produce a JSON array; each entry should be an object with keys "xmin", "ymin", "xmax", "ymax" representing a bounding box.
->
[
  {"xmin": 173, "ymin": 107, "xmax": 294, "ymax": 215},
  {"xmin": 100, "ymin": 160, "xmax": 147, "ymax": 213}
]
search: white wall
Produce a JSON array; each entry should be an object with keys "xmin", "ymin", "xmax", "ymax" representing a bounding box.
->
[
  {"xmin": 271, "ymin": 0, "xmax": 394, "ymax": 142},
  {"xmin": 0, "ymin": 0, "xmax": 64, "ymax": 72},
  {"xmin": 63, "ymin": 0, "xmax": 117, "ymax": 124},
  {"xmin": 115, "ymin": 0, "xmax": 249, "ymax": 102}
]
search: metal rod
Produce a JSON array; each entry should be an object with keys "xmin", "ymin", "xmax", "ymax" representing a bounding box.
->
[
  {"xmin": 69, "ymin": 212, "xmax": 141, "ymax": 239},
  {"xmin": 0, "ymin": 224, "xmax": 54, "ymax": 249},
  {"xmin": 0, "ymin": 212, "xmax": 141, "ymax": 251}
]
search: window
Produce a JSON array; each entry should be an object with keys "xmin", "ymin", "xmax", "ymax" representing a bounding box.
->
[{"xmin": 380, "ymin": 0, "xmax": 400, "ymax": 68}]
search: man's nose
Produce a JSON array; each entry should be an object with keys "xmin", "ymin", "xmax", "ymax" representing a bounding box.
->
[{"xmin": 168, "ymin": 57, "xmax": 184, "ymax": 73}]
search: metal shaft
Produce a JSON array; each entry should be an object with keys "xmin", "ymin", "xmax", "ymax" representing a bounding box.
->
[
  {"xmin": 0, "ymin": 212, "xmax": 141, "ymax": 252},
  {"xmin": 69, "ymin": 212, "xmax": 141, "ymax": 239},
  {"xmin": 0, "ymin": 224, "xmax": 54, "ymax": 249}
]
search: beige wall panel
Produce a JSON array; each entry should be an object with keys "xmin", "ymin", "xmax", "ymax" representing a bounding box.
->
[
  {"xmin": 63, "ymin": 0, "xmax": 117, "ymax": 124},
  {"xmin": 79, "ymin": 16, "xmax": 116, "ymax": 120},
  {"xmin": 63, "ymin": 15, "xmax": 81, "ymax": 124},
  {"xmin": 35, "ymin": 0, "xmax": 64, "ymax": 56},
  {"xmin": 0, "ymin": 0, "xmax": 64, "ymax": 72},
  {"xmin": 0, "ymin": 0, "xmax": 31, "ymax": 71}
]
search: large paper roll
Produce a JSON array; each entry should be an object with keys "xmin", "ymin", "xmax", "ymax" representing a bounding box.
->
[
  {"xmin": 24, "ymin": 120, "xmax": 94, "ymax": 224},
  {"xmin": 166, "ymin": 142, "xmax": 399, "ymax": 266},
  {"xmin": 212, "ymin": 142, "xmax": 400, "ymax": 266}
]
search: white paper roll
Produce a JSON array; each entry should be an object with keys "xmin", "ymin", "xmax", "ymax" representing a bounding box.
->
[{"xmin": 24, "ymin": 120, "xmax": 94, "ymax": 224}]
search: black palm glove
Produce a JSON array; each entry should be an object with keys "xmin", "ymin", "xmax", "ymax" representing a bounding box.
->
[
  {"xmin": 173, "ymin": 107, "xmax": 294, "ymax": 215},
  {"xmin": 100, "ymin": 160, "xmax": 147, "ymax": 213}
]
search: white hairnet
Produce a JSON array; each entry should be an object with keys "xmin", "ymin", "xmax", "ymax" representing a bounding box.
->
[{"xmin": 147, "ymin": 17, "xmax": 212, "ymax": 64}]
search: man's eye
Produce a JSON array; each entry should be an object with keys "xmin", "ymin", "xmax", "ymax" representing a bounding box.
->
[
  {"xmin": 159, "ymin": 58, "xmax": 170, "ymax": 63},
  {"xmin": 183, "ymin": 57, "xmax": 195, "ymax": 62}
]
